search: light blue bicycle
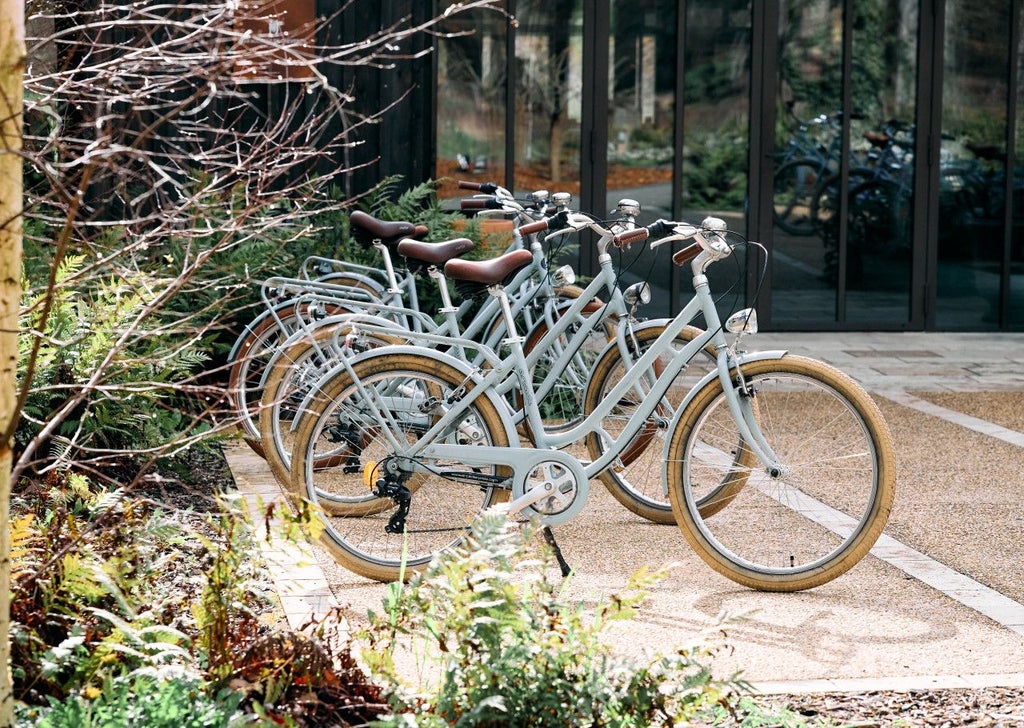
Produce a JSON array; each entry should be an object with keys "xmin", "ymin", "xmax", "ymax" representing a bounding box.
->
[{"xmin": 287, "ymin": 214, "xmax": 897, "ymax": 592}]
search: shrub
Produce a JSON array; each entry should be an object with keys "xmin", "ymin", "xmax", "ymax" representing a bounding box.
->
[
  {"xmin": 19, "ymin": 675, "xmax": 247, "ymax": 728},
  {"xmin": 359, "ymin": 512, "xmax": 750, "ymax": 726}
]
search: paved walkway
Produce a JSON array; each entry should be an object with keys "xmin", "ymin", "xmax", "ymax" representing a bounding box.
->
[{"xmin": 226, "ymin": 331, "xmax": 1024, "ymax": 696}]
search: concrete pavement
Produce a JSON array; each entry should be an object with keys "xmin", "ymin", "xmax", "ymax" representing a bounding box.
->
[{"xmin": 226, "ymin": 331, "xmax": 1024, "ymax": 695}]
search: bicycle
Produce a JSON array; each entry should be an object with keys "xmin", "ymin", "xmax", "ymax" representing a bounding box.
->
[
  {"xmin": 253, "ymin": 192, "xmax": 626, "ymax": 491},
  {"xmin": 285, "ymin": 213, "xmax": 896, "ymax": 592},
  {"xmin": 230, "ymin": 185, "xmax": 572, "ymax": 456},
  {"xmin": 773, "ymin": 103, "xmax": 864, "ymax": 236}
]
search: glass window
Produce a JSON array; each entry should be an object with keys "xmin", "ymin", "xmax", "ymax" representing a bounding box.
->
[
  {"xmin": 771, "ymin": 0, "xmax": 917, "ymax": 327},
  {"xmin": 605, "ymin": 0, "xmax": 680, "ymax": 318},
  {"xmin": 434, "ymin": 2, "xmax": 509, "ymax": 199},
  {"xmin": 771, "ymin": 0, "xmax": 845, "ymax": 323},
  {"xmin": 681, "ymin": 1, "xmax": 751, "ymax": 324},
  {"xmin": 937, "ymin": 1, "xmax": 1012, "ymax": 329},
  {"xmin": 513, "ymin": 1, "xmax": 584, "ymax": 198},
  {"xmin": 845, "ymin": 0, "xmax": 917, "ymax": 325},
  {"xmin": 1012, "ymin": 5, "xmax": 1024, "ymax": 330}
]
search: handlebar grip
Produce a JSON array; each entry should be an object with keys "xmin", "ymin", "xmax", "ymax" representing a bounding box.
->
[
  {"xmin": 457, "ymin": 180, "xmax": 499, "ymax": 194},
  {"xmin": 671, "ymin": 242, "xmax": 702, "ymax": 267},
  {"xmin": 613, "ymin": 227, "xmax": 649, "ymax": 248},
  {"xmin": 518, "ymin": 219, "xmax": 549, "ymax": 236},
  {"xmin": 460, "ymin": 197, "xmax": 503, "ymax": 211}
]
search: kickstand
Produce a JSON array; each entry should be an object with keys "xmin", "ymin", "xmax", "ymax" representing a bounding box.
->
[{"xmin": 542, "ymin": 525, "xmax": 572, "ymax": 577}]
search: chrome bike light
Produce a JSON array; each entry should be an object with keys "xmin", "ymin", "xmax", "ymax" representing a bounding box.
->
[
  {"xmin": 552, "ymin": 264, "xmax": 576, "ymax": 286},
  {"xmin": 725, "ymin": 307, "xmax": 758, "ymax": 334},
  {"xmin": 624, "ymin": 281, "xmax": 652, "ymax": 307}
]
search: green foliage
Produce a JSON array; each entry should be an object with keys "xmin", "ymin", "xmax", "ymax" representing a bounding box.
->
[
  {"xmin": 683, "ymin": 122, "xmax": 750, "ymax": 210},
  {"xmin": 10, "ymin": 475, "xmax": 202, "ymax": 702},
  {"xmin": 17, "ymin": 252, "xmax": 213, "ymax": 463},
  {"xmin": 698, "ymin": 696, "xmax": 846, "ymax": 727},
  {"xmin": 359, "ymin": 513, "xmax": 750, "ymax": 727},
  {"xmin": 192, "ymin": 497, "xmax": 267, "ymax": 685},
  {"xmin": 19, "ymin": 676, "xmax": 247, "ymax": 728}
]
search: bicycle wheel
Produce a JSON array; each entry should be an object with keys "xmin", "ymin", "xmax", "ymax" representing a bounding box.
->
[
  {"xmin": 289, "ymin": 351, "xmax": 513, "ymax": 582},
  {"xmin": 773, "ymin": 159, "xmax": 824, "ymax": 235},
  {"xmin": 257, "ymin": 323, "xmax": 402, "ymax": 494},
  {"xmin": 518, "ymin": 297, "xmax": 615, "ymax": 438},
  {"xmin": 227, "ymin": 299, "xmax": 355, "ymax": 454},
  {"xmin": 583, "ymin": 324, "xmax": 724, "ymax": 524},
  {"xmin": 227, "ymin": 305, "xmax": 301, "ymax": 457},
  {"xmin": 666, "ymin": 355, "xmax": 895, "ymax": 592}
]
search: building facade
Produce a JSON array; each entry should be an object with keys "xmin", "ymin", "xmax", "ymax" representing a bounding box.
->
[{"xmin": 329, "ymin": 1, "xmax": 1024, "ymax": 332}]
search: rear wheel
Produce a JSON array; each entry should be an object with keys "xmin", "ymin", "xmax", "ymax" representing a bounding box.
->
[
  {"xmin": 257, "ymin": 323, "xmax": 402, "ymax": 496},
  {"xmin": 289, "ymin": 352, "xmax": 512, "ymax": 582},
  {"xmin": 583, "ymin": 325, "xmax": 722, "ymax": 523},
  {"xmin": 519, "ymin": 297, "xmax": 615, "ymax": 439}
]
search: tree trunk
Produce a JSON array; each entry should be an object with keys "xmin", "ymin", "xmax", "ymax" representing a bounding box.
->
[{"xmin": 0, "ymin": 1, "xmax": 24, "ymax": 725}]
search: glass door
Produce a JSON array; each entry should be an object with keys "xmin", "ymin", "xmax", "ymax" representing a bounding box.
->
[
  {"xmin": 937, "ymin": 1, "xmax": 1013, "ymax": 329},
  {"xmin": 769, "ymin": 0, "xmax": 918, "ymax": 328}
]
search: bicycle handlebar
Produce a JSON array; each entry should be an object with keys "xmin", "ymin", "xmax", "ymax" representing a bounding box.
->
[
  {"xmin": 614, "ymin": 217, "xmax": 733, "ymax": 268},
  {"xmin": 516, "ymin": 210, "xmax": 571, "ymax": 237},
  {"xmin": 460, "ymin": 197, "xmax": 505, "ymax": 211},
  {"xmin": 458, "ymin": 180, "xmax": 501, "ymax": 195}
]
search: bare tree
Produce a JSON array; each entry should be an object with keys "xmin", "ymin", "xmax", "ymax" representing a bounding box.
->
[
  {"xmin": 14, "ymin": 0, "xmax": 504, "ymax": 482},
  {"xmin": 6, "ymin": 0, "xmax": 505, "ymax": 713},
  {"xmin": 0, "ymin": 1, "xmax": 25, "ymax": 722}
]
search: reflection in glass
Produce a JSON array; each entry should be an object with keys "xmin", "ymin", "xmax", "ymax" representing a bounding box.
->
[
  {"xmin": 1013, "ymin": 4, "xmax": 1024, "ymax": 330},
  {"xmin": 605, "ymin": 0, "xmax": 679, "ymax": 318},
  {"xmin": 845, "ymin": 1, "xmax": 916, "ymax": 324},
  {"xmin": 772, "ymin": 1, "xmax": 916, "ymax": 326},
  {"xmin": 681, "ymin": 1, "xmax": 751, "ymax": 325},
  {"xmin": 771, "ymin": 0, "xmax": 844, "ymax": 323},
  {"xmin": 607, "ymin": 1, "xmax": 676, "ymax": 218},
  {"xmin": 434, "ymin": 3, "xmax": 508, "ymax": 199},
  {"xmin": 513, "ymin": 0, "xmax": 584, "ymax": 198},
  {"xmin": 938, "ymin": 2, "xmax": 1011, "ymax": 329}
]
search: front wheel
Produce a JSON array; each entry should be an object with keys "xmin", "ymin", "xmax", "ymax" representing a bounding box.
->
[
  {"xmin": 666, "ymin": 355, "xmax": 895, "ymax": 592},
  {"xmin": 583, "ymin": 324, "xmax": 718, "ymax": 524}
]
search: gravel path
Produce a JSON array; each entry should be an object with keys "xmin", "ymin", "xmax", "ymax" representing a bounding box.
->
[{"xmin": 764, "ymin": 687, "xmax": 1024, "ymax": 726}]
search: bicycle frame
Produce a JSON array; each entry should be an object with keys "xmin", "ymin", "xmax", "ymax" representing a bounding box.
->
[
  {"xmin": 307, "ymin": 222, "xmax": 788, "ymax": 526},
  {"xmin": 292, "ymin": 222, "xmax": 632, "ymax": 429}
]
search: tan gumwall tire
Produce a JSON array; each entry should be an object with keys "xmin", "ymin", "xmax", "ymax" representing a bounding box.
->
[
  {"xmin": 666, "ymin": 355, "xmax": 896, "ymax": 592},
  {"xmin": 227, "ymin": 296, "xmax": 357, "ymax": 456},
  {"xmin": 582, "ymin": 325, "xmax": 721, "ymax": 524},
  {"xmin": 289, "ymin": 351, "xmax": 512, "ymax": 583}
]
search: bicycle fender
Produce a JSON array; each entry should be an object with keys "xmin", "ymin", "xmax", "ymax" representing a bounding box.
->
[
  {"xmin": 660, "ymin": 349, "xmax": 789, "ymax": 471},
  {"xmin": 257, "ymin": 312, "xmax": 402, "ymax": 389},
  {"xmin": 293, "ymin": 344, "xmax": 520, "ymax": 447}
]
